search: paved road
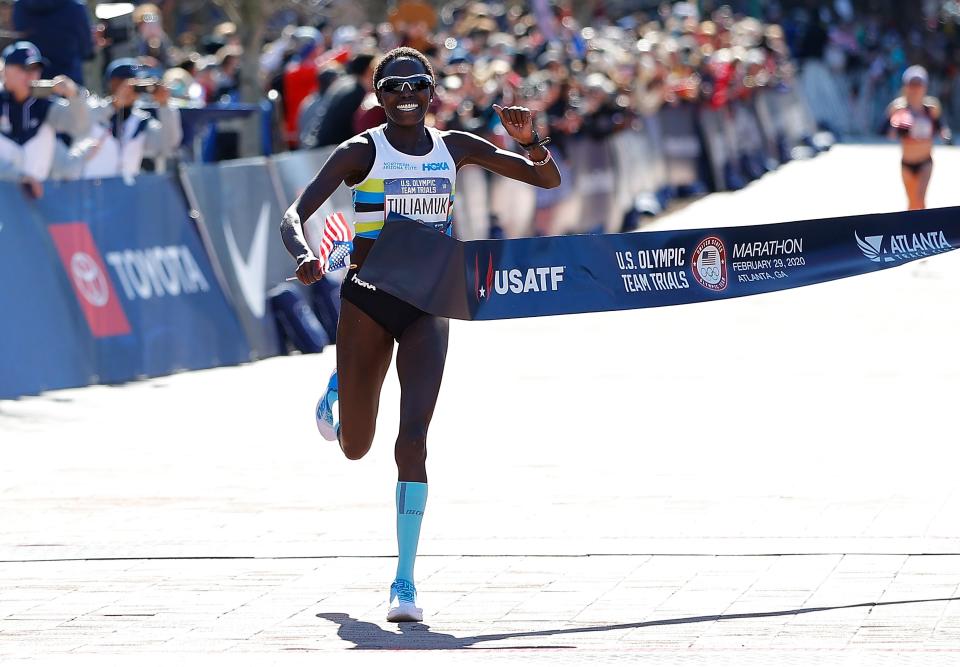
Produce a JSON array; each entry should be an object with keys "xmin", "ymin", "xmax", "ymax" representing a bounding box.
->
[{"xmin": 2, "ymin": 145, "xmax": 959, "ymax": 664}]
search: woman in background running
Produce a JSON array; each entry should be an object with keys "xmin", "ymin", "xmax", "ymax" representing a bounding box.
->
[{"xmin": 887, "ymin": 65, "xmax": 951, "ymax": 210}]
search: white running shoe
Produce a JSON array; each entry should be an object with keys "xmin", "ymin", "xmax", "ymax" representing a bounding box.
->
[
  {"xmin": 386, "ymin": 579, "xmax": 423, "ymax": 622},
  {"xmin": 315, "ymin": 369, "xmax": 339, "ymax": 441}
]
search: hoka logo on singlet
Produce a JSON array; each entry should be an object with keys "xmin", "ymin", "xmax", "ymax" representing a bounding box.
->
[{"xmin": 422, "ymin": 162, "xmax": 450, "ymax": 172}]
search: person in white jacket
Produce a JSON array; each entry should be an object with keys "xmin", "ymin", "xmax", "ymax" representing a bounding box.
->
[
  {"xmin": 0, "ymin": 41, "xmax": 89, "ymax": 198},
  {"xmin": 69, "ymin": 58, "xmax": 182, "ymax": 182}
]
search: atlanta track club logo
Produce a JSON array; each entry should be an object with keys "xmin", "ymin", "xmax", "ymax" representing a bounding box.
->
[
  {"xmin": 691, "ymin": 236, "xmax": 728, "ymax": 291},
  {"xmin": 855, "ymin": 230, "xmax": 952, "ymax": 264}
]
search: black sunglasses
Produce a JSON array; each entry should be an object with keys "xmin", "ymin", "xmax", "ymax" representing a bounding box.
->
[{"xmin": 376, "ymin": 75, "xmax": 434, "ymax": 94}]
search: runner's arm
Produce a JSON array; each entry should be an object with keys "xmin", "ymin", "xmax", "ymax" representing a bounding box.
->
[
  {"xmin": 929, "ymin": 99, "xmax": 952, "ymax": 143},
  {"xmin": 280, "ymin": 137, "xmax": 370, "ymax": 283},
  {"xmin": 446, "ymin": 106, "xmax": 561, "ymax": 189}
]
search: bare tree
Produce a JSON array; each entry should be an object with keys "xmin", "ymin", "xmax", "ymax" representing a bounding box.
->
[{"xmin": 205, "ymin": 0, "xmax": 269, "ymax": 156}]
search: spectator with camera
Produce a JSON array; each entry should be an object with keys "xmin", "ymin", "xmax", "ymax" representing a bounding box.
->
[
  {"xmin": 0, "ymin": 41, "xmax": 89, "ymax": 198},
  {"xmin": 69, "ymin": 58, "xmax": 182, "ymax": 181}
]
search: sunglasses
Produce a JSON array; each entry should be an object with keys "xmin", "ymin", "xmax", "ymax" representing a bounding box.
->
[{"xmin": 376, "ymin": 74, "xmax": 434, "ymax": 94}]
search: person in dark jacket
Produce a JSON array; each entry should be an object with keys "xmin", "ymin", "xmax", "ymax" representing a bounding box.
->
[
  {"xmin": 297, "ymin": 64, "xmax": 342, "ymax": 148},
  {"xmin": 303, "ymin": 52, "xmax": 375, "ymax": 149},
  {"xmin": 13, "ymin": 0, "xmax": 92, "ymax": 85}
]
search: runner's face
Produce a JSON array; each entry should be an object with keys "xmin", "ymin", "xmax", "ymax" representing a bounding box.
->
[
  {"xmin": 5, "ymin": 64, "xmax": 39, "ymax": 98},
  {"xmin": 906, "ymin": 80, "xmax": 926, "ymax": 105},
  {"xmin": 110, "ymin": 78, "xmax": 138, "ymax": 107},
  {"xmin": 377, "ymin": 58, "xmax": 433, "ymax": 127}
]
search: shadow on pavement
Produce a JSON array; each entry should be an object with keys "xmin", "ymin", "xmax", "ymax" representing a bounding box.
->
[
  {"xmin": 318, "ymin": 595, "xmax": 960, "ymax": 650},
  {"xmin": 317, "ymin": 612, "xmax": 575, "ymax": 650}
]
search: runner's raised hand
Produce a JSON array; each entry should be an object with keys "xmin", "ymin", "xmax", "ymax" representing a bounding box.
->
[{"xmin": 493, "ymin": 104, "xmax": 536, "ymax": 145}]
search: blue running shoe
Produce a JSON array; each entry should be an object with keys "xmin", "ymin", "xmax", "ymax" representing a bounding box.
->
[
  {"xmin": 315, "ymin": 369, "xmax": 339, "ymax": 441},
  {"xmin": 387, "ymin": 578, "xmax": 422, "ymax": 622}
]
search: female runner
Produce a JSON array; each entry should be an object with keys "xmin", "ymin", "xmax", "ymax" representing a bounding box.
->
[
  {"xmin": 280, "ymin": 47, "xmax": 560, "ymax": 622},
  {"xmin": 887, "ymin": 65, "xmax": 951, "ymax": 210}
]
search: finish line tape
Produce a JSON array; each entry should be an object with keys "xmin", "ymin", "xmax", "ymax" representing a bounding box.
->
[{"xmin": 358, "ymin": 207, "xmax": 959, "ymax": 321}]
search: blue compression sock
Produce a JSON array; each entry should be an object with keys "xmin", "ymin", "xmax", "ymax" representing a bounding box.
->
[{"xmin": 395, "ymin": 481, "xmax": 428, "ymax": 585}]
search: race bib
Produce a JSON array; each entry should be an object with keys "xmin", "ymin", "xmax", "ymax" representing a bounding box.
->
[
  {"xmin": 910, "ymin": 115, "xmax": 934, "ymax": 140},
  {"xmin": 384, "ymin": 178, "xmax": 452, "ymax": 233}
]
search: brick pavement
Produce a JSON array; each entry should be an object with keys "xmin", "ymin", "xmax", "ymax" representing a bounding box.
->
[{"xmin": 2, "ymin": 554, "xmax": 960, "ymax": 661}]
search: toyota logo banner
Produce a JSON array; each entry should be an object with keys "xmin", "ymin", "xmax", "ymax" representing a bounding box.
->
[{"xmin": 1, "ymin": 175, "xmax": 251, "ymax": 399}]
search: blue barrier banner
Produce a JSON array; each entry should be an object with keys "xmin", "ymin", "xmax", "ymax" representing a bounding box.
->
[
  {"xmin": 34, "ymin": 175, "xmax": 250, "ymax": 385},
  {"xmin": 0, "ymin": 184, "xmax": 96, "ymax": 399},
  {"xmin": 181, "ymin": 159, "xmax": 291, "ymax": 358},
  {"xmin": 359, "ymin": 207, "xmax": 960, "ymax": 321}
]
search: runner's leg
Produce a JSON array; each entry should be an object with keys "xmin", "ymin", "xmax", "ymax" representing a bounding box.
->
[
  {"xmin": 902, "ymin": 165, "xmax": 920, "ymax": 210},
  {"xmin": 394, "ymin": 315, "xmax": 449, "ymax": 483},
  {"xmin": 389, "ymin": 314, "xmax": 448, "ymax": 615},
  {"xmin": 914, "ymin": 161, "xmax": 933, "ymax": 210},
  {"xmin": 336, "ymin": 298, "xmax": 395, "ymax": 460}
]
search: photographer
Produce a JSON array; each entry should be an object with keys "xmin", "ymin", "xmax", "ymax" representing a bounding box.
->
[
  {"xmin": 0, "ymin": 41, "xmax": 89, "ymax": 198},
  {"xmin": 71, "ymin": 58, "xmax": 182, "ymax": 181}
]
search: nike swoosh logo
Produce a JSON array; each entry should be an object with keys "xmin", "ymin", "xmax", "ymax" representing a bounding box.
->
[{"xmin": 224, "ymin": 202, "xmax": 270, "ymax": 318}]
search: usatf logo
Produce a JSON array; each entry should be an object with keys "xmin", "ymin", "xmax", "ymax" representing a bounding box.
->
[
  {"xmin": 691, "ymin": 236, "xmax": 727, "ymax": 291},
  {"xmin": 475, "ymin": 253, "xmax": 494, "ymax": 300},
  {"xmin": 474, "ymin": 253, "xmax": 564, "ymax": 301},
  {"xmin": 855, "ymin": 231, "xmax": 951, "ymax": 263},
  {"xmin": 422, "ymin": 161, "xmax": 449, "ymax": 172},
  {"xmin": 48, "ymin": 222, "xmax": 132, "ymax": 338}
]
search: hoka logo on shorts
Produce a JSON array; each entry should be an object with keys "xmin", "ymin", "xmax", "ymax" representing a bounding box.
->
[
  {"xmin": 350, "ymin": 273, "xmax": 377, "ymax": 291},
  {"xmin": 474, "ymin": 253, "xmax": 564, "ymax": 301},
  {"xmin": 855, "ymin": 231, "xmax": 952, "ymax": 263},
  {"xmin": 422, "ymin": 161, "xmax": 449, "ymax": 172}
]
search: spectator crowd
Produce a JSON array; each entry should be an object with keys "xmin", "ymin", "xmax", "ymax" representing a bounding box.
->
[
  {"xmin": 261, "ymin": 1, "xmax": 797, "ymax": 155},
  {"xmin": 10, "ymin": 0, "xmax": 958, "ymax": 212},
  {"xmin": 0, "ymin": 0, "xmax": 807, "ymax": 210}
]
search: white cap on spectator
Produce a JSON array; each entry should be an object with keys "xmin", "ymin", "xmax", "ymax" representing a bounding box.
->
[
  {"xmin": 333, "ymin": 25, "xmax": 358, "ymax": 49},
  {"xmin": 672, "ymin": 1, "xmax": 698, "ymax": 21},
  {"xmin": 902, "ymin": 65, "xmax": 928, "ymax": 86}
]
